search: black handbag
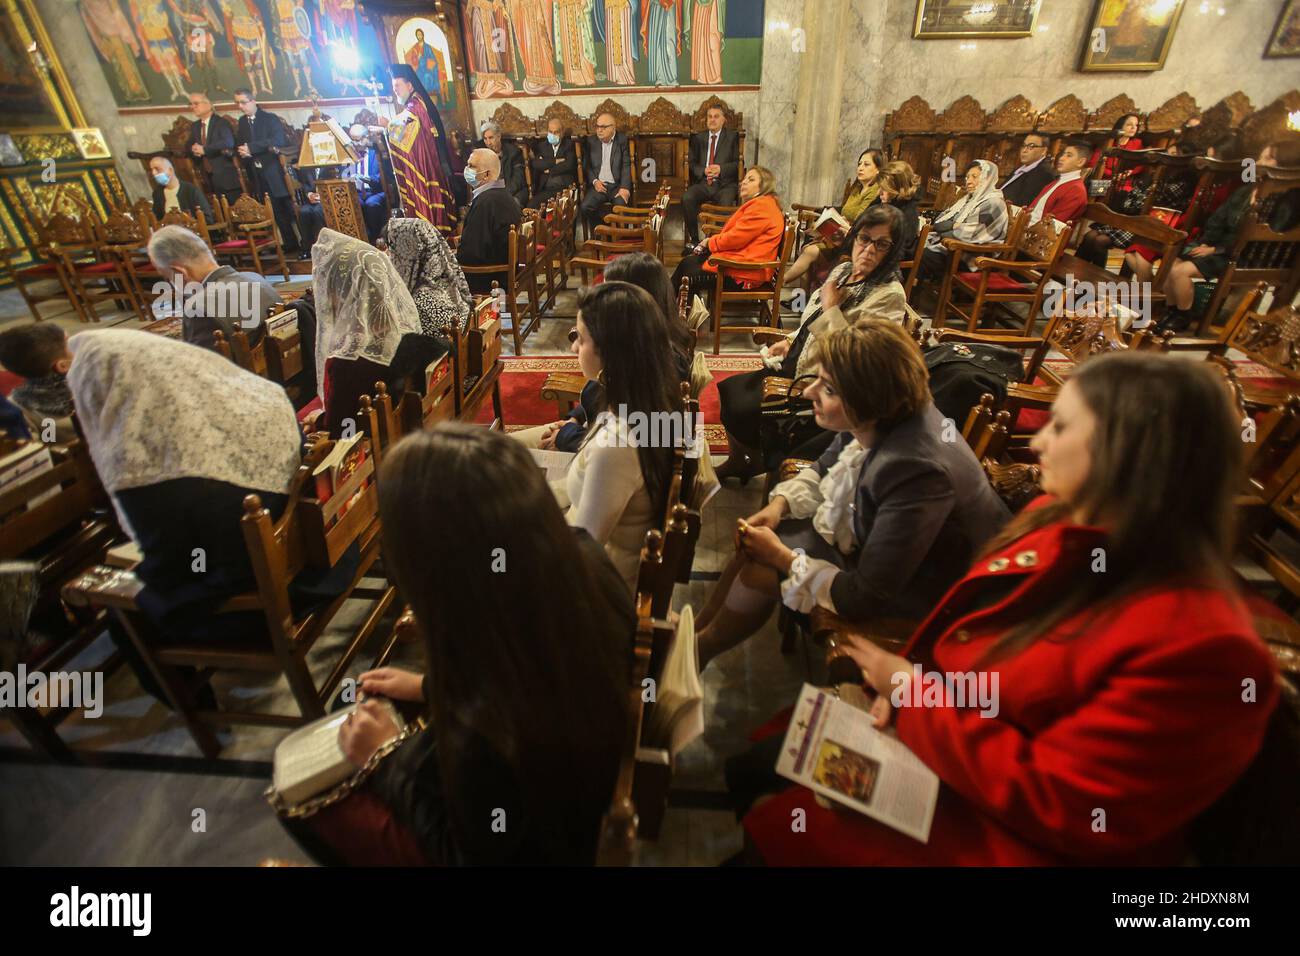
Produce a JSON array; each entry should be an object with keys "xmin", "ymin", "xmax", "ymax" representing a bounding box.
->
[
  {"xmin": 759, "ymin": 373, "xmax": 818, "ymax": 420},
  {"xmin": 923, "ymin": 341, "xmax": 1025, "ymax": 426}
]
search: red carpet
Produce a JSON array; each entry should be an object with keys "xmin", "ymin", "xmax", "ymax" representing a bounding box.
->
[{"xmin": 475, "ymin": 354, "xmax": 765, "ymax": 452}]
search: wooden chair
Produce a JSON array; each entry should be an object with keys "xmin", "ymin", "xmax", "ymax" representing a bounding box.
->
[
  {"xmin": 570, "ymin": 214, "xmax": 662, "ymax": 286},
  {"xmin": 213, "ymin": 194, "xmax": 290, "ymax": 280},
  {"xmin": 1197, "ymin": 198, "xmax": 1300, "ymax": 336},
  {"xmin": 61, "ymin": 437, "xmax": 402, "ymax": 758},
  {"xmin": 211, "ymin": 328, "xmax": 268, "ymax": 378},
  {"xmin": 460, "ymin": 222, "xmax": 540, "ymax": 356},
  {"xmin": 709, "ymin": 216, "xmax": 799, "ymax": 354},
  {"xmin": 43, "ymin": 210, "xmax": 135, "ymax": 323},
  {"xmin": 929, "ymin": 205, "xmax": 1029, "ymax": 329},
  {"xmin": 0, "ymin": 439, "xmax": 121, "ymax": 760},
  {"xmin": 100, "ymin": 207, "xmax": 164, "ymax": 321},
  {"xmin": 262, "ymin": 303, "xmax": 305, "ymax": 384},
  {"xmin": 0, "ymin": 241, "xmax": 78, "ymax": 322},
  {"xmin": 452, "ymin": 294, "xmax": 505, "ymax": 426},
  {"xmin": 901, "ymin": 219, "xmax": 932, "ymax": 302},
  {"xmin": 698, "ymin": 201, "xmax": 740, "ymax": 238},
  {"xmin": 938, "ymin": 214, "xmax": 1072, "ymax": 333}
]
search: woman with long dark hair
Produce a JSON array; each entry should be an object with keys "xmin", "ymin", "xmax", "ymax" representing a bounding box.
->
[
  {"xmin": 557, "ymin": 281, "xmax": 684, "ymax": 591},
  {"xmin": 731, "ymin": 351, "xmax": 1279, "ymax": 865},
  {"xmin": 315, "ymin": 425, "xmax": 632, "ymax": 865},
  {"xmin": 714, "ymin": 204, "xmax": 915, "ymax": 483}
]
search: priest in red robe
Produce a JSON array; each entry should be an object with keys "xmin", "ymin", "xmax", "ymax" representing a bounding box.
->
[{"xmin": 380, "ymin": 63, "xmax": 458, "ymax": 235}]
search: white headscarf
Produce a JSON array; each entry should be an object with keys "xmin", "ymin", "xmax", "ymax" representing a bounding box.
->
[
  {"xmin": 931, "ymin": 158, "xmax": 1009, "ymax": 242},
  {"xmin": 67, "ymin": 329, "xmax": 302, "ymax": 538},
  {"xmin": 311, "ymin": 228, "xmax": 423, "ymax": 401}
]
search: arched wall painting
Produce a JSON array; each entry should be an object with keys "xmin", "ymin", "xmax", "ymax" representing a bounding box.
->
[
  {"xmin": 76, "ymin": 0, "xmax": 392, "ymax": 107},
  {"xmin": 461, "ymin": 0, "xmax": 765, "ymax": 99},
  {"xmin": 395, "ymin": 17, "xmax": 456, "ymax": 111}
]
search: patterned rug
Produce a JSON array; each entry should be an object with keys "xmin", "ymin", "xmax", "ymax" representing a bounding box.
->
[{"xmin": 475, "ymin": 353, "xmax": 765, "ymax": 452}]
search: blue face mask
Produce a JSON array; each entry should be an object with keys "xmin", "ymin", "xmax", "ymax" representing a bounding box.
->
[
  {"xmin": 154, "ymin": 172, "xmax": 171, "ymax": 186},
  {"xmin": 547, "ymin": 133, "xmax": 560, "ymax": 146},
  {"xmin": 463, "ymin": 167, "xmax": 478, "ymax": 186}
]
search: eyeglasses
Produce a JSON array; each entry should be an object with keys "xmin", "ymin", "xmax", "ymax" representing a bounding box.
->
[
  {"xmin": 596, "ymin": 123, "xmax": 615, "ymax": 130},
  {"xmin": 1022, "ymin": 141, "xmax": 1047, "ymax": 150},
  {"xmin": 855, "ymin": 235, "xmax": 894, "ymax": 253}
]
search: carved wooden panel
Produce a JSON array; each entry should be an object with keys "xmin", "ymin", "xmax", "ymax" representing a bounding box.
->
[
  {"xmin": 162, "ymin": 115, "xmax": 196, "ymax": 153},
  {"xmin": 591, "ymin": 97, "xmax": 637, "ymax": 134},
  {"xmin": 691, "ymin": 95, "xmax": 741, "ymax": 131},
  {"xmin": 641, "ymin": 96, "xmax": 689, "ymax": 133},
  {"xmin": 489, "ymin": 102, "xmax": 535, "ymax": 137},
  {"xmin": 1038, "ymin": 95, "xmax": 1087, "ymax": 132},
  {"xmin": 1088, "ymin": 94, "xmax": 1139, "ymax": 131},
  {"xmin": 1147, "ymin": 92, "xmax": 1199, "ymax": 132},
  {"xmin": 988, "ymin": 95, "xmax": 1036, "ymax": 132},
  {"xmin": 540, "ymin": 100, "xmax": 585, "ymax": 136},
  {"xmin": 885, "ymin": 95, "xmax": 938, "ymax": 134},
  {"xmin": 351, "ymin": 108, "xmax": 380, "ymax": 128},
  {"xmin": 1240, "ymin": 91, "xmax": 1300, "ymax": 161},
  {"xmin": 230, "ymin": 194, "xmax": 269, "ymax": 224},
  {"xmin": 102, "ymin": 209, "xmax": 147, "ymax": 245},
  {"xmin": 942, "ymin": 95, "xmax": 986, "ymax": 133},
  {"xmin": 1229, "ymin": 304, "xmax": 1300, "ymax": 379},
  {"xmin": 319, "ymin": 179, "xmax": 367, "ymax": 243}
]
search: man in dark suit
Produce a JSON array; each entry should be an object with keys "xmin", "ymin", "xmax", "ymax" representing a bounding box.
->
[
  {"xmin": 233, "ymin": 88, "xmax": 300, "ymax": 252},
  {"xmin": 581, "ymin": 112, "xmax": 632, "ymax": 231},
  {"xmin": 682, "ymin": 106, "xmax": 741, "ymax": 245},
  {"xmin": 149, "ymin": 156, "xmax": 213, "ymax": 220},
  {"xmin": 477, "ymin": 121, "xmax": 529, "ymax": 208},
  {"xmin": 187, "ymin": 92, "xmax": 241, "ymax": 207},
  {"xmin": 999, "ymin": 132, "xmax": 1057, "ymax": 207},
  {"xmin": 292, "ymin": 163, "xmax": 340, "ymax": 255},
  {"xmin": 456, "ymin": 148, "xmax": 522, "ymax": 295},
  {"xmin": 528, "ymin": 117, "xmax": 578, "ymax": 209}
]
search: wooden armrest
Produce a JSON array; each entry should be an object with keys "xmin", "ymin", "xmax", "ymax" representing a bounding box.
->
[
  {"xmin": 458, "ymin": 263, "xmax": 510, "ymax": 275},
  {"xmin": 970, "ymin": 258, "xmax": 1048, "ymax": 271},
  {"xmin": 777, "ymin": 458, "xmax": 816, "ymax": 482},
  {"xmin": 599, "ymin": 215, "xmax": 648, "ymax": 227},
  {"xmin": 1007, "ymin": 382, "xmax": 1059, "ymax": 405},
  {"xmin": 810, "ymin": 607, "xmax": 918, "ymax": 651},
  {"xmin": 61, "ymin": 564, "xmax": 143, "ymax": 611},
  {"xmin": 1164, "ymin": 335, "xmax": 1226, "ymax": 352},
  {"xmin": 752, "ymin": 330, "xmax": 787, "ymax": 345},
  {"xmin": 934, "ymin": 329, "xmax": 1043, "ymax": 348},
  {"xmin": 582, "ymin": 239, "xmax": 644, "ymax": 253},
  {"xmin": 709, "ymin": 255, "xmax": 781, "ymax": 271},
  {"xmin": 611, "ymin": 205, "xmax": 653, "ymax": 216},
  {"xmin": 941, "ymin": 238, "xmax": 1012, "ymax": 255}
]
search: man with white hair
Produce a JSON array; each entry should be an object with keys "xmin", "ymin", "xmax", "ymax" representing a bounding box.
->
[
  {"xmin": 477, "ymin": 120, "xmax": 528, "ymax": 207},
  {"xmin": 146, "ymin": 225, "xmax": 276, "ymax": 350},
  {"xmin": 455, "ymin": 147, "xmax": 522, "ymax": 294},
  {"xmin": 344, "ymin": 123, "xmax": 390, "ymax": 241},
  {"xmin": 149, "ymin": 155, "xmax": 213, "ymax": 221}
]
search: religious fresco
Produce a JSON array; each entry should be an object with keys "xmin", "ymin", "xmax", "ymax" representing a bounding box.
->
[
  {"xmin": 461, "ymin": 0, "xmax": 765, "ymax": 99},
  {"xmin": 395, "ymin": 16, "xmax": 456, "ymax": 110},
  {"xmin": 77, "ymin": 0, "xmax": 391, "ymax": 106}
]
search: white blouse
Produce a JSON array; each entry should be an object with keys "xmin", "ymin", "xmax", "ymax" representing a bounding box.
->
[
  {"xmin": 769, "ymin": 438, "xmax": 870, "ymax": 614},
  {"xmin": 551, "ymin": 413, "xmax": 655, "ymax": 594}
]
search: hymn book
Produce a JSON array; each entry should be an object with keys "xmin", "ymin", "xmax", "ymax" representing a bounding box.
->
[
  {"xmin": 529, "ymin": 447, "xmax": 575, "ymax": 484},
  {"xmin": 813, "ymin": 207, "xmax": 852, "ymax": 241},
  {"xmin": 776, "ymin": 683, "xmax": 940, "ymax": 843},
  {"xmin": 271, "ymin": 700, "xmax": 403, "ymax": 806}
]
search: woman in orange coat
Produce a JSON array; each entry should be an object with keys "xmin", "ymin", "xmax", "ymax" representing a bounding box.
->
[
  {"xmin": 671, "ymin": 166, "xmax": 785, "ymax": 295},
  {"xmin": 727, "ymin": 351, "xmax": 1280, "ymax": 866}
]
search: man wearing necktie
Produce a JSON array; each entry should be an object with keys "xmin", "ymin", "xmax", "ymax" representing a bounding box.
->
[
  {"xmin": 187, "ymin": 92, "xmax": 241, "ymax": 206},
  {"xmin": 682, "ymin": 106, "xmax": 741, "ymax": 246}
]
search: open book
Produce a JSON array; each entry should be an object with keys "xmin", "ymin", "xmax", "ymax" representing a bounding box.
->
[
  {"xmin": 529, "ymin": 447, "xmax": 575, "ymax": 484},
  {"xmin": 642, "ymin": 605, "xmax": 703, "ymax": 756},
  {"xmin": 775, "ymin": 683, "xmax": 939, "ymax": 843},
  {"xmin": 271, "ymin": 700, "xmax": 403, "ymax": 807},
  {"xmin": 813, "ymin": 207, "xmax": 851, "ymax": 242}
]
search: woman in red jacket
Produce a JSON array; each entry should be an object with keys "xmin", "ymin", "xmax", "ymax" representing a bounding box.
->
[
  {"xmin": 729, "ymin": 351, "xmax": 1279, "ymax": 865},
  {"xmin": 671, "ymin": 165, "xmax": 785, "ymax": 294}
]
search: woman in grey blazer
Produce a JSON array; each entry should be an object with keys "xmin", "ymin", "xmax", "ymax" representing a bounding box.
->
[{"xmin": 695, "ymin": 320, "xmax": 1009, "ymax": 667}]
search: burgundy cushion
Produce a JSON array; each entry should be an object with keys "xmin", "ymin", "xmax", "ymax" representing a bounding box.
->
[
  {"xmin": 76, "ymin": 261, "xmax": 119, "ymax": 274},
  {"xmin": 16, "ymin": 263, "xmax": 59, "ymax": 276},
  {"xmin": 956, "ymin": 271, "xmax": 1030, "ymax": 293}
]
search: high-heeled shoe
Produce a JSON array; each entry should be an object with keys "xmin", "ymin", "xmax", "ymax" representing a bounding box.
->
[{"xmin": 715, "ymin": 454, "xmax": 763, "ymax": 486}]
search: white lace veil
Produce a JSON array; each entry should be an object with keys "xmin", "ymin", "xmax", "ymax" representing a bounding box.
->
[{"xmin": 311, "ymin": 228, "xmax": 424, "ymax": 401}]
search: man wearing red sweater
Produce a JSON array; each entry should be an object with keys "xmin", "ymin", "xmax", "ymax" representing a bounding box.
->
[{"xmin": 1025, "ymin": 139, "xmax": 1091, "ymax": 227}]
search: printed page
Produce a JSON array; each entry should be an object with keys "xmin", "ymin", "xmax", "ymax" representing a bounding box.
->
[
  {"xmin": 529, "ymin": 447, "xmax": 576, "ymax": 484},
  {"xmin": 775, "ymin": 683, "xmax": 939, "ymax": 843}
]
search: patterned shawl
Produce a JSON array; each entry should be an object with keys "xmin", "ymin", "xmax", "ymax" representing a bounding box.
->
[{"xmin": 383, "ymin": 216, "xmax": 474, "ymax": 336}]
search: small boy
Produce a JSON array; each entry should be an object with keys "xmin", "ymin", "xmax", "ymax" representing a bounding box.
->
[{"xmin": 0, "ymin": 323, "xmax": 75, "ymax": 442}]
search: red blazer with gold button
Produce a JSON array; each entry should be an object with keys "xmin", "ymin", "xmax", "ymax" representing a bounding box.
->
[{"xmin": 744, "ymin": 497, "xmax": 1279, "ymax": 865}]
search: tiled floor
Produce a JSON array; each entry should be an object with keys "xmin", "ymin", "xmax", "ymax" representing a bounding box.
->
[{"xmin": 0, "ymin": 267, "xmax": 816, "ymax": 866}]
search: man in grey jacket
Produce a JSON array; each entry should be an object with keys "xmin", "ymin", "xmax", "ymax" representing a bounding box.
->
[{"xmin": 147, "ymin": 225, "xmax": 277, "ymax": 350}]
